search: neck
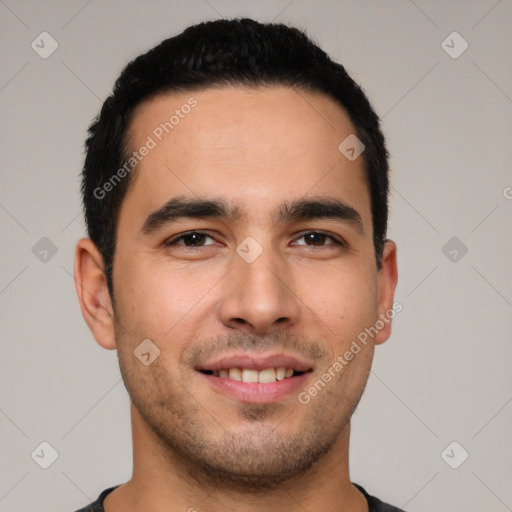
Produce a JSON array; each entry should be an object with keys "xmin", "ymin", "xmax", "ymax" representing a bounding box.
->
[{"xmin": 104, "ymin": 403, "xmax": 368, "ymax": 512}]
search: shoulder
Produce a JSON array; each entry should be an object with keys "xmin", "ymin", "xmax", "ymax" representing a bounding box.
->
[
  {"xmin": 72, "ymin": 486, "xmax": 120, "ymax": 512},
  {"xmin": 354, "ymin": 483, "xmax": 407, "ymax": 512}
]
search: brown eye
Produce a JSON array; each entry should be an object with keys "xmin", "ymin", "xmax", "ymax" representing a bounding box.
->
[
  {"xmin": 304, "ymin": 233, "xmax": 329, "ymax": 246},
  {"xmin": 294, "ymin": 231, "xmax": 343, "ymax": 247},
  {"xmin": 164, "ymin": 231, "xmax": 216, "ymax": 247}
]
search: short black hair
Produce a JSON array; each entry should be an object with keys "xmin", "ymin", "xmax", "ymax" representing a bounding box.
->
[{"xmin": 81, "ymin": 18, "xmax": 390, "ymax": 300}]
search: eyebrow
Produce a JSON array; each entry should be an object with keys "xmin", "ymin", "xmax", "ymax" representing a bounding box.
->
[{"xmin": 140, "ymin": 195, "xmax": 365, "ymax": 235}]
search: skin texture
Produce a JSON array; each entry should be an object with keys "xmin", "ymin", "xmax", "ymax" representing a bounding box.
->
[{"xmin": 75, "ymin": 86, "xmax": 398, "ymax": 512}]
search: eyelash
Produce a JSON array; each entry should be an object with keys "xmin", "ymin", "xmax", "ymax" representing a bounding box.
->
[{"xmin": 163, "ymin": 230, "xmax": 346, "ymax": 249}]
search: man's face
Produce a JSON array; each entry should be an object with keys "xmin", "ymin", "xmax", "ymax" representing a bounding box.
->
[{"xmin": 109, "ymin": 86, "xmax": 395, "ymax": 488}]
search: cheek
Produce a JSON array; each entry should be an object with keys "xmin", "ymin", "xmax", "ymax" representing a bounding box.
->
[
  {"xmin": 115, "ymin": 256, "xmax": 224, "ymax": 343},
  {"xmin": 300, "ymin": 262, "xmax": 379, "ymax": 337},
  {"xmin": 114, "ymin": 248, "xmax": 379, "ymax": 352}
]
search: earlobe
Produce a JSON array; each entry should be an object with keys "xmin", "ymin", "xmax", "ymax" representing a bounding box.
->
[
  {"xmin": 74, "ymin": 238, "xmax": 117, "ymax": 350},
  {"xmin": 374, "ymin": 240, "xmax": 398, "ymax": 346}
]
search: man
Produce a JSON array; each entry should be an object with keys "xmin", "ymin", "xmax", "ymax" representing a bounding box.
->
[{"xmin": 73, "ymin": 17, "xmax": 401, "ymax": 512}]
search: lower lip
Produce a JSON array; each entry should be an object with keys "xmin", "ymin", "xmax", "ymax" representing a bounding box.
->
[{"xmin": 200, "ymin": 372, "xmax": 310, "ymax": 403}]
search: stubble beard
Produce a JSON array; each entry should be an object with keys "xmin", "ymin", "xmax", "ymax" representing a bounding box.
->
[
  {"xmin": 116, "ymin": 328, "xmax": 373, "ymax": 493},
  {"xmin": 120, "ymin": 362, "xmax": 370, "ymax": 493}
]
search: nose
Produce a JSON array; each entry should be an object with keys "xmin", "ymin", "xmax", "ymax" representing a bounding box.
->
[{"xmin": 218, "ymin": 247, "xmax": 300, "ymax": 335}]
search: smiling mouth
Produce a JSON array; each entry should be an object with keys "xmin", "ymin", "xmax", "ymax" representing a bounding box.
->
[{"xmin": 199, "ymin": 367, "xmax": 309, "ymax": 383}]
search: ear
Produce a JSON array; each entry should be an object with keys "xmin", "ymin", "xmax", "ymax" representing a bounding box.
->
[
  {"xmin": 374, "ymin": 240, "xmax": 398, "ymax": 346},
  {"xmin": 74, "ymin": 238, "xmax": 116, "ymax": 350}
]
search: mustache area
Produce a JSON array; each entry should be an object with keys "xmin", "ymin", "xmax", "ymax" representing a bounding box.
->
[{"xmin": 180, "ymin": 330, "xmax": 328, "ymax": 370}]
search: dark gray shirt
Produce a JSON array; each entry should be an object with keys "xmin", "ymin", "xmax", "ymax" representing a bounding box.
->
[{"xmin": 73, "ymin": 484, "xmax": 406, "ymax": 511}]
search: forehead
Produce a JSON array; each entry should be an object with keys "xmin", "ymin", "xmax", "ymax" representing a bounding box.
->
[{"xmin": 120, "ymin": 86, "xmax": 370, "ymax": 228}]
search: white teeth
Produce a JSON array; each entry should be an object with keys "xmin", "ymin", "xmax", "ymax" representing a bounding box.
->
[
  {"xmin": 228, "ymin": 368, "xmax": 242, "ymax": 381},
  {"xmin": 276, "ymin": 367, "xmax": 286, "ymax": 380},
  {"xmin": 214, "ymin": 367, "xmax": 297, "ymax": 383},
  {"xmin": 242, "ymin": 369, "xmax": 259, "ymax": 383},
  {"xmin": 258, "ymin": 368, "xmax": 276, "ymax": 383}
]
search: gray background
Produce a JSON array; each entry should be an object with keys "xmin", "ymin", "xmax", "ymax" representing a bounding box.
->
[{"xmin": 1, "ymin": 1, "xmax": 511, "ymax": 511}]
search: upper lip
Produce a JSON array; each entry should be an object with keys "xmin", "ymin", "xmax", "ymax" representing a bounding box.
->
[{"xmin": 197, "ymin": 352, "xmax": 314, "ymax": 373}]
